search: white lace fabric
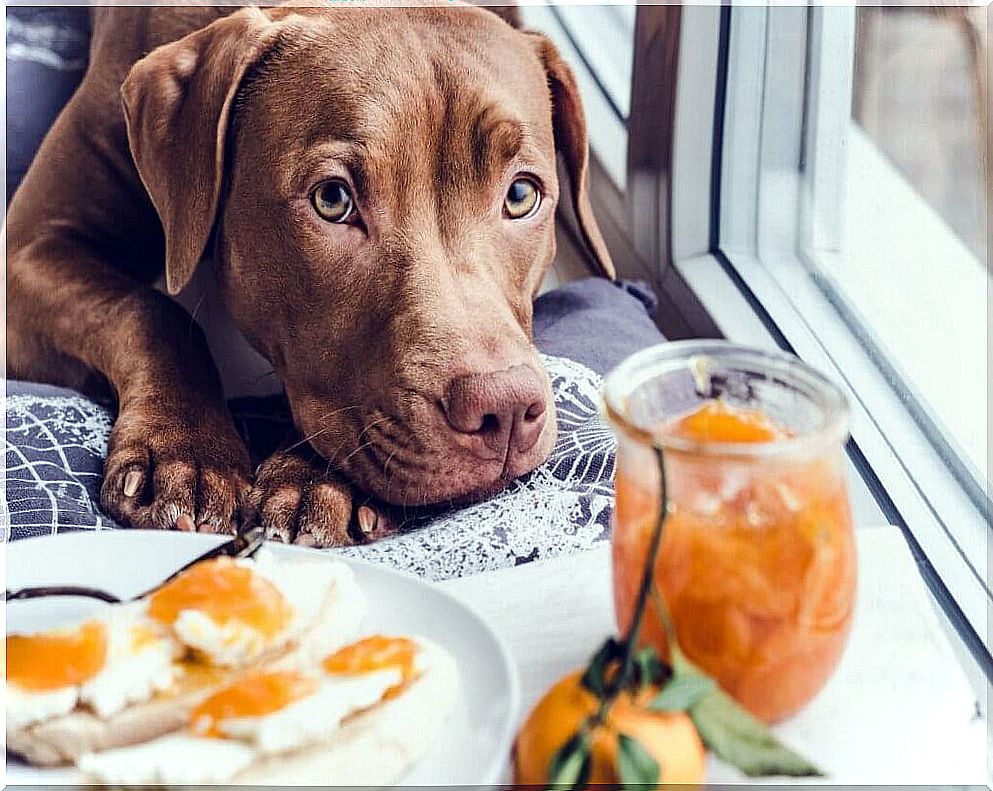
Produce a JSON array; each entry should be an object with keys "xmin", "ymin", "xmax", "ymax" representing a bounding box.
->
[{"xmin": 3, "ymin": 354, "xmax": 616, "ymax": 579}]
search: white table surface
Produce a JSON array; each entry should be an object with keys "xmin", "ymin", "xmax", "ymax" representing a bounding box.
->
[{"xmin": 439, "ymin": 526, "xmax": 990, "ymax": 785}]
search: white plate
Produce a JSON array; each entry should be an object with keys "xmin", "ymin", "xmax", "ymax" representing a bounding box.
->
[{"xmin": 5, "ymin": 530, "xmax": 519, "ymax": 786}]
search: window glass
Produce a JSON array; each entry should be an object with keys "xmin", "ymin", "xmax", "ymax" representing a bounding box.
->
[
  {"xmin": 853, "ymin": 8, "xmax": 988, "ymax": 267},
  {"xmin": 803, "ymin": 8, "xmax": 989, "ymax": 492},
  {"xmin": 548, "ymin": 5, "xmax": 636, "ymax": 121}
]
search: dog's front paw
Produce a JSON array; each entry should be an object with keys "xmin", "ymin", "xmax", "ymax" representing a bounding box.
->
[
  {"xmin": 100, "ymin": 400, "xmax": 252, "ymax": 533},
  {"xmin": 246, "ymin": 451, "xmax": 393, "ymax": 548}
]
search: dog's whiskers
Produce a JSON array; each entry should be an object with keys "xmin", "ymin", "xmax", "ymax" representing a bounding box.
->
[
  {"xmin": 284, "ymin": 424, "xmax": 339, "ymax": 454},
  {"xmin": 283, "ymin": 404, "xmax": 364, "ymax": 454},
  {"xmin": 339, "ymin": 416, "xmax": 391, "ymax": 460},
  {"xmin": 383, "ymin": 447, "xmax": 398, "ymax": 488},
  {"xmin": 340, "ymin": 430, "xmax": 385, "ymax": 468}
]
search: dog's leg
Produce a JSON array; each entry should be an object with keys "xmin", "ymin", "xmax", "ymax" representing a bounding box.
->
[
  {"xmin": 247, "ymin": 435, "xmax": 394, "ymax": 548},
  {"xmin": 7, "ymin": 236, "xmax": 251, "ymax": 534}
]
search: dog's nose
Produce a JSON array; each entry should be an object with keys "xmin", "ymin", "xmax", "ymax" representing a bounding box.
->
[{"xmin": 442, "ymin": 365, "xmax": 548, "ymax": 456}]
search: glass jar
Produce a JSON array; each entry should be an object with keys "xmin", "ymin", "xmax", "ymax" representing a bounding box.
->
[{"xmin": 603, "ymin": 341, "xmax": 856, "ymax": 723}]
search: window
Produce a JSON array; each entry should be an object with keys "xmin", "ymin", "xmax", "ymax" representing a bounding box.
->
[
  {"xmin": 524, "ymin": 5, "xmax": 723, "ymax": 341},
  {"xmin": 662, "ymin": 6, "xmax": 990, "ymax": 660},
  {"xmin": 853, "ymin": 7, "xmax": 988, "ymax": 269},
  {"xmin": 827, "ymin": 7, "xmax": 988, "ymax": 492},
  {"xmin": 525, "ymin": 6, "xmax": 989, "ymax": 663},
  {"xmin": 521, "ymin": 3, "xmax": 642, "ymax": 294}
]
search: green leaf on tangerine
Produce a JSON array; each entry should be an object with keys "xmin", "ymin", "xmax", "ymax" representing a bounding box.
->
[
  {"xmin": 581, "ymin": 637, "xmax": 622, "ymax": 699},
  {"xmin": 547, "ymin": 729, "xmax": 591, "ymax": 789},
  {"xmin": 690, "ymin": 688, "xmax": 824, "ymax": 778},
  {"xmin": 617, "ymin": 732, "xmax": 661, "ymax": 789},
  {"xmin": 649, "ymin": 672, "xmax": 715, "ymax": 712}
]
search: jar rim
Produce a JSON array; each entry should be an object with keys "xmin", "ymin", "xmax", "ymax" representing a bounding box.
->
[{"xmin": 601, "ymin": 341, "xmax": 850, "ymax": 459}]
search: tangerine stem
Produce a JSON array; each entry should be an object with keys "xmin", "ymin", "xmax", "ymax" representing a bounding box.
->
[
  {"xmin": 595, "ymin": 445, "xmax": 669, "ymax": 722},
  {"xmin": 616, "ymin": 446, "xmax": 669, "ymax": 680}
]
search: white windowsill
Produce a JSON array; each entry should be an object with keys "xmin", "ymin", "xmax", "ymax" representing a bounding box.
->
[{"xmin": 443, "ymin": 531, "xmax": 988, "ymax": 784}]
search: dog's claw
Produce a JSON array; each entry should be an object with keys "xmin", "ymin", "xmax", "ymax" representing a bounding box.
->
[
  {"xmin": 248, "ymin": 452, "xmax": 360, "ymax": 548},
  {"xmin": 357, "ymin": 505, "xmax": 377, "ymax": 535},
  {"xmin": 175, "ymin": 514, "xmax": 196, "ymax": 532},
  {"xmin": 123, "ymin": 470, "xmax": 143, "ymax": 498},
  {"xmin": 99, "ymin": 400, "xmax": 251, "ymax": 536}
]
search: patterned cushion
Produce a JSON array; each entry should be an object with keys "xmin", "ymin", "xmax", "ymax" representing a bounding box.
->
[{"xmin": 5, "ymin": 383, "xmax": 115, "ymax": 536}]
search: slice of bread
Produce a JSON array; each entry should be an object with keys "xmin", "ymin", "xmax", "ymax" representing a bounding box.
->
[
  {"xmin": 7, "ymin": 562, "xmax": 366, "ymax": 767},
  {"xmin": 234, "ymin": 642, "xmax": 459, "ymax": 786},
  {"xmin": 71, "ymin": 640, "xmax": 460, "ymax": 787}
]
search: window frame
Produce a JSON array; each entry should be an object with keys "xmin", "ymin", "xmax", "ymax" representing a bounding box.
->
[
  {"xmin": 519, "ymin": 3, "xmax": 630, "ymax": 189},
  {"xmin": 638, "ymin": 5, "xmax": 993, "ymax": 675},
  {"xmin": 524, "ymin": 3, "xmax": 723, "ymax": 341}
]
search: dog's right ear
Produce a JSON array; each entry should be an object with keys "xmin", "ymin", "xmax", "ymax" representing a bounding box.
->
[
  {"xmin": 524, "ymin": 31, "xmax": 616, "ymax": 281},
  {"xmin": 121, "ymin": 9, "xmax": 282, "ymax": 295}
]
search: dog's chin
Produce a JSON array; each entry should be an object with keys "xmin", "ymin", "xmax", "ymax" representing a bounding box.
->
[
  {"xmin": 338, "ymin": 420, "xmax": 557, "ymax": 509},
  {"xmin": 372, "ymin": 469, "xmax": 514, "ymax": 509}
]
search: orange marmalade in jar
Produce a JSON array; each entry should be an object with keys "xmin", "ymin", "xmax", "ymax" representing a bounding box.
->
[{"xmin": 603, "ymin": 342, "xmax": 856, "ymax": 723}]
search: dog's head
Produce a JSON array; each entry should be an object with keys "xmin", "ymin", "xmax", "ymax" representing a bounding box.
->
[{"xmin": 122, "ymin": 3, "xmax": 614, "ymax": 507}]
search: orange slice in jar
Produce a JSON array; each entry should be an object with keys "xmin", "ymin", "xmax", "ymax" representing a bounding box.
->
[{"xmin": 664, "ymin": 400, "xmax": 786, "ymax": 444}]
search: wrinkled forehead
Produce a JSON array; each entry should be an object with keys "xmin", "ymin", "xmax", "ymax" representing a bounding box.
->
[{"xmin": 233, "ymin": 7, "xmax": 556, "ymax": 190}]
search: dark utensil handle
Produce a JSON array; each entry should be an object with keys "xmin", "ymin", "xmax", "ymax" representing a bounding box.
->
[
  {"xmin": 129, "ymin": 524, "xmax": 267, "ymax": 599},
  {"xmin": 4, "ymin": 526, "xmax": 266, "ymax": 606},
  {"xmin": 149, "ymin": 525, "xmax": 266, "ymax": 586},
  {"xmin": 3, "ymin": 585, "xmax": 122, "ymax": 603}
]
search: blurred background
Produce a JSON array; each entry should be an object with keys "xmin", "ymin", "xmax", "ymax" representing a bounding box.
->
[{"xmin": 854, "ymin": 6, "xmax": 988, "ymax": 269}]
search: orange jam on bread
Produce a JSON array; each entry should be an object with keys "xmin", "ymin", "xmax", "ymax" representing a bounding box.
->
[
  {"xmin": 323, "ymin": 636, "xmax": 418, "ymax": 697},
  {"xmin": 190, "ymin": 671, "xmax": 318, "ymax": 736},
  {"xmin": 612, "ymin": 399, "xmax": 856, "ymax": 723},
  {"xmin": 7, "ymin": 621, "xmax": 108, "ymax": 691},
  {"xmin": 148, "ymin": 557, "xmax": 292, "ymax": 639}
]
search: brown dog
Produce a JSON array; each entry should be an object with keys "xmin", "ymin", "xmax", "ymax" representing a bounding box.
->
[{"xmin": 6, "ymin": 2, "xmax": 614, "ymax": 547}]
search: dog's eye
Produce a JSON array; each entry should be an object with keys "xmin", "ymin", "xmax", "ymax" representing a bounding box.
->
[
  {"xmin": 504, "ymin": 178, "xmax": 541, "ymax": 220},
  {"xmin": 311, "ymin": 180, "xmax": 356, "ymax": 224}
]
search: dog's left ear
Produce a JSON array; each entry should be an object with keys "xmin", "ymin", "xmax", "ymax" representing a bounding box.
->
[
  {"xmin": 525, "ymin": 32, "xmax": 616, "ymax": 281},
  {"xmin": 121, "ymin": 8, "xmax": 283, "ymax": 295}
]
